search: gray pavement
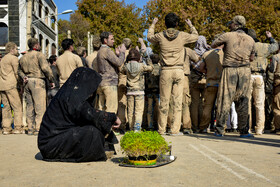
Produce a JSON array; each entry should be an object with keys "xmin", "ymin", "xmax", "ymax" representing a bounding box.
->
[{"xmin": 0, "ymin": 132, "xmax": 279, "ymax": 186}]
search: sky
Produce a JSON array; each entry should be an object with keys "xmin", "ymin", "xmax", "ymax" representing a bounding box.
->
[{"xmin": 53, "ymin": 0, "xmax": 149, "ymax": 20}]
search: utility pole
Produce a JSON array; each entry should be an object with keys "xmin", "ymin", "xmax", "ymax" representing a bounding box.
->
[
  {"xmin": 26, "ymin": 0, "xmax": 33, "ymax": 50},
  {"xmin": 87, "ymin": 31, "xmax": 91, "ymax": 54},
  {"xmin": 67, "ymin": 30, "xmax": 71, "ymax": 39}
]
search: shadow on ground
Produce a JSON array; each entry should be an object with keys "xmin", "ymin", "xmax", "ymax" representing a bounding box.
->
[{"xmin": 187, "ymin": 133, "xmax": 280, "ymax": 148}]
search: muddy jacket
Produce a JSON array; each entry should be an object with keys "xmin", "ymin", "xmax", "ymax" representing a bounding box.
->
[
  {"xmin": 121, "ymin": 60, "xmax": 153, "ymax": 93},
  {"xmin": 251, "ymin": 38, "xmax": 278, "ymax": 74},
  {"xmin": 0, "ymin": 53, "xmax": 19, "ymax": 91},
  {"xmin": 86, "ymin": 51, "xmax": 98, "ymax": 70},
  {"xmin": 97, "ymin": 45, "xmax": 125, "ymax": 87},
  {"xmin": 19, "ymin": 50, "xmax": 54, "ymax": 83},
  {"xmin": 146, "ymin": 63, "xmax": 161, "ymax": 94},
  {"xmin": 270, "ymin": 53, "xmax": 280, "ymax": 87},
  {"xmin": 56, "ymin": 50, "xmax": 83, "ymax": 87},
  {"xmin": 212, "ymin": 30, "xmax": 255, "ymax": 67},
  {"xmin": 148, "ymin": 25, "xmax": 198, "ymax": 68},
  {"xmin": 202, "ymin": 49, "xmax": 223, "ymax": 87},
  {"xmin": 184, "ymin": 48, "xmax": 199, "ymax": 75}
]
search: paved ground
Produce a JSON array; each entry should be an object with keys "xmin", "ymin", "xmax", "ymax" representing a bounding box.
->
[{"xmin": 0, "ymin": 132, "xmax": 279, "ymax": 187}]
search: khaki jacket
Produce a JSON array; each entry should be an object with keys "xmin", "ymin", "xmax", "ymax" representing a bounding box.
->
[
  {"xmin": 0, "ymin": 53, "xmax": 19, "ymax": 91},
  {"xmin": 19, "ymin": 50, "xmax": 54, "ymax": 83},
  {"xmin": 184, "ymin": 48, "xmax": 199, "ymax": 75},
  {"xmin": 212, "ymin": 30, "xmax": 255, "ymax": 67},
  {"xmin": 86, "ymin": 51, "xmax": 98, "ymax": 70},
  {"xmin": 251, "ymin": 39, "xmax": 278, "ymax": 73},
  {"xmin": 121, "ymin": 61, "xmax": 153, "ymax": 93},
  {"xmin": 148, "ymin": 25, "xmax": 198, "ymax": 67},
  {"xmin": 97, "ymin": 45, "xmax": 125, "ymax": 87},
  {"xmin": 56, "ymin": 50, "xmax": 83, "ymax": 87},
  {"xmin": 202, "ymin": 49, "xmax": 223, "ymax": 87}
]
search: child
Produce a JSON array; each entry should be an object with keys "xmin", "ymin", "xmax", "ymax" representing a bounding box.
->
[{"xmin": 121, "ymin": 49, "xmax": 153, "ymax": 131}]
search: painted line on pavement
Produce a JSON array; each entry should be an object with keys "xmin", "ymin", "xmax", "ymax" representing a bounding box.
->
[
  {"xmin": 200, "ymin": 144, "xmax": 275, "ymax": 185},
  {"xmin": 189, "ymin": 144, "xmax": 245, "ymax": 180}
]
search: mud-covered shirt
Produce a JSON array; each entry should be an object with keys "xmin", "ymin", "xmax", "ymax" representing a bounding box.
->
[
  {"xmin": 212, "ymin": 30, "xmax": 255, "ymax": 67},
  {"xmin": 250, "ymin": 38, "xmax": 278, "ymax": 73},
  {"xmin": 97, "ymin": 45, "xmax": 125, "ymax": 87},
  {"xmin": 0, "ymin": 53, "xmax": 19, "ymax": 91},
  {"xmin": 202, "ymin": 49, "xmax": 223, "ymax": 87},
  {"xmin": 121, "ymin": 61, "xmax": 153, "ymax": 94},
  {"xmin": 19, "ymin": 50, "xmax": 54, "ymax": 83}
]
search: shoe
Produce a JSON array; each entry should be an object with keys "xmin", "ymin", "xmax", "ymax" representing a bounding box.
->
[
  {"xmin": 105, "ymin": 151, "xmax": 114, "ymax": 159},
  {"xmin": 255, "ymin": 131, "xmax": 263, "ymax": 135},
  {"xmin": 33, "ymin": 130, "xmax": 39, "ymax": 135},
  {"xmin": 198, "ymin": 129, "xmax": 208, "ymax": 134},
  {"xmin": 2, "ymin": 131, "xmax": 11, "ymax": 135},
  {"xmin": 214, "ymin": 132, "xmax": 224, "ymax": 137},
  {"xmin": 276, "ymin": 130, "xmax": 280, "ymax": 135},
  {"xmin": 240, "ymin": 133, "xmax": 254, "ymax": 138},
  {"xmin": 13, "ymin": 130, "xmax": 22, "ymax": 134},
  {"xmin": 27, "ymin": 129, "xmax": 33, "ymax": 136},
  {"xmin": 183, "ymin": 128, "xmax": 193, "ymax": 134},
  {"xmin": 168, "ymin": 132, "xmax": 184, "ymax": 136},
  {"xmin": 232, "ymin": 129, "xmax": 238, "ymax": 133}
]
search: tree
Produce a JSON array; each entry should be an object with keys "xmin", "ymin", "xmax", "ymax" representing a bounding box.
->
[
  {"xmin": 144, "ymin": 0, "xmax": 280, "ymax": 44},
  {"xmin": 58, "ymin": 11, "xmax": 90, "ymax": 47},
  {"xmin": 76, "ymin": 0, "xmax": 146, "ymax": 47}
]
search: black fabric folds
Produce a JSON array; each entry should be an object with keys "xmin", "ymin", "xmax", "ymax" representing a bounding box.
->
[{"xmin": 38, "ymin": 67, "xmax": 118, "ymax": 162}]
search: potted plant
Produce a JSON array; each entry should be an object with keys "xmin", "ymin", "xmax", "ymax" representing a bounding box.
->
[{"xmin": 120, "ymin": 131, "xmax": 170, "ymax": 166}]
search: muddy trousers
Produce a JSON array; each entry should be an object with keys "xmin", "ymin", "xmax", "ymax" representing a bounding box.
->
[
  {"xmin": 273, "ymin": 86, "xmax": 280, "ymax": 131},
  {"xmin": 97, "ymin": 85, "xmax": 118, "ymax": 114},
  {"xmin": 248, "ymin": 75, "xmax": 265, "ymax": 133},
  {"xmin": 158, "ymin": 68, "xmax": 184, "ymax": 134},
  {"xmin": 216, "ymin": 67, "xmax": 251, "ymax": 135},
  {"xmin": 190, "ymin": 83, "xmax": 205, "ymax": 131},
  {"xmin": 117, "ymin": 85, "xmax": 127, "ymax": 130},
  {"xmin": 25, "ymin": 78, "xmax": 47, "ymax": 132},
  {"xmin": 0, "ymin": 88, "xmax": 23, "ymax": 132},
  {"xmin": 199, "ymin": 86, "xmax": 218, "ymax": 130},
  {"xmin": 127, "ymin": 95, "xmax": 144, "ymax": 131},
  {"xmin": 147, "ymin": 93, "xmax": 159, "ymax": 129}
]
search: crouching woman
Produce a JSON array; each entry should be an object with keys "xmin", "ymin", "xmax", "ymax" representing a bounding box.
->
[{"xmin": 38, "ymin": 67, "xmax": 120, "ymax": 162}]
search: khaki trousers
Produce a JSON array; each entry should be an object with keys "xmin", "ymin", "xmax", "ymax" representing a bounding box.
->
[
  {"xmin": 168, "ymin": 75, "xmax": 192, "ymax": 129},
  {"xmin": 190, "ymin": 83, "xmax": 205, "ymax": 131},
  {"xmin": 249, "ymin": 75, "xmax": 265, "ymax": 133},
  {"xmin": 25, "ymin": 78, "xmax": 47, "ymax": 131},
  {"xmin": 97, "ymin": 85, "xmax": 118, "ymax": 113},
  {"xmin": 147, "ymin": 93, "xmax": 159, "ymax": 129},
  {"xmin": 158, "ymin": 69, "xmax": 184, "ymax": 134},
  {"xmin": 216, "ymin": 67, "xmax": 251, "ymax": 134},
  {"xmin": 199, "ymin": 86, "xmax": 218, "ymax": 130},
  {"xmin": 127, "ymin": 95, "xmax": 145, "ymax": 131},
  {"xmin": 1, "ymin": 88, "xmax": 23, "ymax": 132}
]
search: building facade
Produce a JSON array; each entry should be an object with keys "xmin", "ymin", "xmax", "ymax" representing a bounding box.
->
[{"xmin": 0, "ymin": 0, "xmax": 58, "ymax": 57}]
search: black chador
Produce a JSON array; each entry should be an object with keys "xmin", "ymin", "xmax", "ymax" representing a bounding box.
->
[{"xmin": 38, "ymin": 67, "xmax": 118, "ymax": 162}]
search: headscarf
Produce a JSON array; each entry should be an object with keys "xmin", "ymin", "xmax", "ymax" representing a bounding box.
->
[{"xmin": 194, "ymin": 36, "xmax": 211, "ymax": 57}]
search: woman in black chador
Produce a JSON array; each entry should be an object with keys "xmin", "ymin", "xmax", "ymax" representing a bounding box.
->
[{"xmin": 38, "ymin": 67, "xmax": 120, "ymax": 162}]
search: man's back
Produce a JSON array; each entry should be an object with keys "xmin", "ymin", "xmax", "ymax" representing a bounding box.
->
[
  {"xmin": 212, "ymin": 31, "xmax": 255, "ymax": 67},
  {"xmin": 56, "ymin": 50, "xmax": 83, "ymax": 86},
  {"xmin": 0, "ymin": 54, "xmax": 18, "ymax": 91},
  {"xmin": 148, "ymin": 28, "xmax": 198, "ymax": 67}
]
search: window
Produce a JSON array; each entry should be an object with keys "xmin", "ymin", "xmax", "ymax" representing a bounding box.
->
[
  {"xmin": 39, "ymin": 0, "xmax": 42, "ymax": 18},
  {"xmin": 0, "ymin": 22, "xmax": 8, "ymax": 46},
  {"xmin": 0, "ymin": 0, "xmax": 8, "ymax": 5},
  {"xmin": 45, "ymin": 7, "xmax": 49, "ymax": 25}
]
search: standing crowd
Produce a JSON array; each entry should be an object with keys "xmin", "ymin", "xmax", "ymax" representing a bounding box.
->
[{"xmin": 1, "ymin": 13, "xmax": 280, "ymax": 140}]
